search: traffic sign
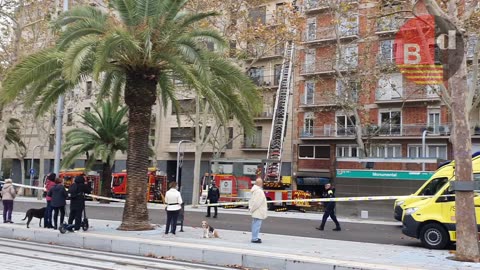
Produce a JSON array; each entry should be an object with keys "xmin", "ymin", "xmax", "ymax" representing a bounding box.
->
[{"xmin": 29, "ymin": 169, "xmax": 35, "ymax": 175}]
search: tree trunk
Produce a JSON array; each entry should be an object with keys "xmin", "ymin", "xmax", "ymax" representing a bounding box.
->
[
  {"xmin": 118, "ymin": 72, "xmax": 157, "ymax": 231},
  {"xmin": 192, "ymin": 145, "xmax": 203, "ymax": 207},
  {"xmin": 451, "ymin": 63, "xmax": 480, "ymax": 262},
  {"xmin": 100, "ymin": 161, "xmax": 112, "ymax": 204},
  {"xmin": 19, "ymin": 157, "xmax": 25, "ymax": 195}
]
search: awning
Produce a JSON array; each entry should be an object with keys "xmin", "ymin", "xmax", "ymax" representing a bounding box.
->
[{"xmin": 296, "ymin": 177, "xmax": 330, "ymax": 185}]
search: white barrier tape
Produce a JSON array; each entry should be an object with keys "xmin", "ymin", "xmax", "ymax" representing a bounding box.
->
[{"xmin": 0, "ymin": 181, "xmax": 44, "ymax": 190}]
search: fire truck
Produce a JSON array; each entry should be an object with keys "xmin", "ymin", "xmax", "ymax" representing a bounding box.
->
[
  {"xmin": 58, "ymin": 168, "xmax": 100, "ymax": 196},
  {"xmin": 111, "ymin": 167, "xmax": 167, "ymax": 203},
  {"xmin": 200, "ymin": 173, "xmax": 251, "ymax": 205}
]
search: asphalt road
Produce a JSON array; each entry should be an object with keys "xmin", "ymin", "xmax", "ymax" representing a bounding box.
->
[{"xmin": 9, "ymin": 200, "xmax": 421, "ymax": 247}]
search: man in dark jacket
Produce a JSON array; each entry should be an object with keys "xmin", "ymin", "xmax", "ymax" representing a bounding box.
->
[
  {"xmin": 48, "ymin": 178, "xmax": 68, "ymax": 229},
  {"xmin": 206, "ymin": 182, "xmax": 220, "ymax": 218},
  {"xmin": 67, "ymin": 175, "xmax": 92, "ymax": 230},
  {"xmin": 316, "ymin": 183, "xmax": 341, "ymax": 231}
]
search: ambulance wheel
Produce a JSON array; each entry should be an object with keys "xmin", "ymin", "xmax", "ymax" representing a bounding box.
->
[{"xmin": 420, "ymin": 223, "xmax": 449, "ymax": 249}]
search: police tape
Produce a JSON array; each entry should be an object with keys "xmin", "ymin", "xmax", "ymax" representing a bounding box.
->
[{"xmin": 1, "ymin": 181, "xmax": 438, "ymax": 207}]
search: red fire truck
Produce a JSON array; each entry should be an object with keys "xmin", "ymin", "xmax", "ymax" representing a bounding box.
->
[
  {"xmin": 111, "ymin": 167, "xmax": 167, "ymax": 203},
  {"xmin": 58, "ymin": 168, "xmax": 100, "ymax": 196}
]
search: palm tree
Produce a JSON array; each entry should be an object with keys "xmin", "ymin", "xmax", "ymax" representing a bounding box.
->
[
  {"xmin": 1, "ymin": 0, "xmax": 260, "ymax": 230},
  {"xmin": 5, "ymin": 118, "xmax": 26, "ymax": 150},
  {"xmin": 61, "ymin": 101, "xmax": 128, "ymax": 201}
]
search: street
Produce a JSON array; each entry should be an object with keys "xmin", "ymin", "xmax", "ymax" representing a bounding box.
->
[
  {"xmin": 9, "ymin": 200, "xmax": 420, "ymax": 247},
  {"xmin": 0, "ymin": 237, "xmax": 237, "ymax": 270}
]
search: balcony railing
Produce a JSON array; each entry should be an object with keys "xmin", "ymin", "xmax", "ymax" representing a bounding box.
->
[
  {"xmin": 305, "ymin": 0, "xmax": 358, "ymax": 13},
  {"xmin": 248, "ymin": 12, "xmax": 288, "ymax": 26},
  {"xmin": 300, "ymin": 58, "xmax": 357, "ymax": 75},
  {"xmin": 249, "ymin": 74, "xmax": 282, "ymax": 87},
  {"xmin": 303, "ymin": 26, "xmax": 359, "ymax": 43},
  {"xmin": 300, "ymin": 123, "xmax": 453, "ymax": 138},
  {"xmin": 246, "ymin": 44, "xmax": 285, "ymax": 60},
  {"xmin": 300, "ymin": 93, "xmax": 357, "ymax": 106},
  {"xmin": 241, "ymin": 141, "xmax": 268, "ymax": 150},
  {"xmin": 375, "ymin": 87, "xmax": 441, "ymax": 103},
  {"xmin": 376, "ymin": 17, "xmax": 404, "ymax": 33},
  {"xmin": 253, "ymin": 111, "xmax": 274, "ymax": 119}
]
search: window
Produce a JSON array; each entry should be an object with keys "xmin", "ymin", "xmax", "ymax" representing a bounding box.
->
[
  {"xmin": 244, "ymin": 127, "xmax": 262, "ymax": 148},
  {"xmin": 377, "ymin": 73, "xmax": 403, "ymax": 100},
  {"xmin": 86, "ymin": 81, "xmax": 92, "ymax": 98},
  {"xmin": 84, "ymin": 107, "xmax": 91, "ymax": 113},
  {"xmin": 274, "ymin": 64, "xmax": 282, "ymax": 85},
  {"xmin": 248, "ymin": 67, "xmax": 264, "ymax": 86},
  {"xmin": 336, "ymin": 145, "xmax": 359, "ymax": 158},
  {"xmin": 339, "ymin": 14, "xmax": 358, "ymax": 36},
  {"xmin": 112, "ymin": 176, "xmax": 124, "ymax": 187},
  {"xmin": 304, "ymin": 81, "xmax": 315, "ymax": 105},
  {"xmin": 249, "ymin": 6, "xmax": 266, "ymax": 25},
  {"xmin": 170, "ymin": 127, "xmax": 195, "ymax": 143},
  {"xmin": 379, "ymin": 110, "xmax": 401, "ymax": 135},
  {"xmin": 379, "ymin": 40, "xmax": 395, "ymax": 63},
  {"xmin": 428, "ymin": 109, "xmax": 441, "ymax": 134},
  {"xmin": 298, "ymin": 145, "xmax": 330, "ymax": 159},
  {"xmin": 227, "ymin": 127, "xmax": 233, "ymax": 149},
  {"xmin": 48, "ymin": 134, "xmax": 55, "ymax": 152},
  {"xmin": 229, "ymin": 40, "xmax": 236, "ymax": 57},
  {"xmin": 305, "ymin": 49, "xmax": 316, "ymax": 73},
  {"xmin": 418, "ymin": 177, "xmax": 449, "ymax": 196},
  {"xmin": 408, "ymin": 144, "xmax": 448, "ymax": 159},
  {"xmin": 172, "ymin": 99, "xmax": 196, "ymax": 115},
  {"xmin": 67, "ymin": 108, "xmax": 73, "ymax": 126},
  {"xmin": 336, "ymin": 115, "xmax": 356, "ymax": 136},
  {"xmin": 306, "ymin": 17, "xmax": 316, "ymax": 41},
  {"xmin": 408, "ymin": 145, "xmax": 422, "ymax": 158},
  {"xmin": 371, "ymin": 145, "xmax": 401, "ymax": 158},
  {"xmin": 338, "ymin": 45, "xmax": 358, "ymax": 69},
  {"xmin": 336, "ymin": 80, "xmax": 359, "ymax": 102},
  {"xmin": 304, "ymin": 112, "xmax": 314, "ymax": 136}
]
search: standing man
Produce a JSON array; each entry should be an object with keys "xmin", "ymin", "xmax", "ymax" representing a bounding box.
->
[
  {"xmin": 206, "ymin": 182, "xmax": 220, "ymax": 218},
  {"xmin": 248, "ymin": 178, "xmax": 267, "ymax": 243},
  {"xmin": 316, "ymin": 183, "xmax": 341, "ymax": 231},
  {"xmin": 67, "ymin": 175, "xmax": 92, "ymax": 231},
  {"xmin": 165, "ymin": 181, "xmax": 183, "ymax": 235}
]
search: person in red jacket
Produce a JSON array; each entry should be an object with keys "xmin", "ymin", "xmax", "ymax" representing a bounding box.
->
[{"xmin": 43, "ymin": 173, "xmax": 56, "ymax": 228}]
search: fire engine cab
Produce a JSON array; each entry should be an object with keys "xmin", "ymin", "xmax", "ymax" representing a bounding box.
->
[{"xmin": 111, "ymin": 167, "xmax": 167, "ymax": 203}]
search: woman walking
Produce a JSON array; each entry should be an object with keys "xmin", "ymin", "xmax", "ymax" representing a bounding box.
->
[
  {"xmin": 48, "ymin": 178, "xmax": 68, "ymax": 229},
  {"xmin": 164, "ymin": 181, "xmax": 183, "ymax": 235},
  {"xmin": 1, "ymin": 179, "xmax": 17, "ymax": 223}
]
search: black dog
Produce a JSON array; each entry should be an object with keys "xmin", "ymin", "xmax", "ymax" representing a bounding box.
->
[{"xmin": 22, "ymin": 207, "xmax": 46, "ymax": 228}]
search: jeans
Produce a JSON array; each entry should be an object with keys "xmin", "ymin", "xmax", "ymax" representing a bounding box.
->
[
  {"xmin": 44, "ymin": 201, "xmax": 53, "ymax": 228},
  {"xmin": 165, "ymin": 210, "xmax": 179, "ymax": 234},
  {"xmin": 2, "ymin": 200, "xmax": 13, "ymax": 222},
  {"xmin": 251, "ymin": 218, "xmax": 263, "ymax": 241},
  {"xmin": 68, "ymin": 208, "xmax": 83, "ymax": 230},
  {"xmin": 53, "ymin": 206, "xmax": 65, "ymax": 228}
]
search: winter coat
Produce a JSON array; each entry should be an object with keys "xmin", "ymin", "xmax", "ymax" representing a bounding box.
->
[
  {"xmin": 248, "ymin": 185, "xmax": 268, "ymax": 220},
  {"xmin": 207, "ymin": 185, "xmax": 220, "ymax": 203},
  {"xmin": 68, "ymin": 177, "xmax": 92, "ymax": 210},
  {"xmin": 48, "ymin": 184, "xmax": 68, "ymax": 208},
  {"xmin": 45, "ymin": 180, "xmax": 56, "ymax": 201},
  {"xmin": 322, "ymin": 187, "xmax": 336, "ymax": 209},
  {"xmin": 1, "ymin": 183, "xmax": 16, "ymax": 201},
  {"xmin": 165, "ymin": 188, "xmax": 183, "ymax": 211}
]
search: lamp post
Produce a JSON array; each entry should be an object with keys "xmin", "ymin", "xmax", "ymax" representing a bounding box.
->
[
  {"xmin": 176, "ymin": 140, "xmax": 193, "ymax": 192},
  {"xmin": 422, "ymin": 129, "xmax": 430, "ymax": 171}
]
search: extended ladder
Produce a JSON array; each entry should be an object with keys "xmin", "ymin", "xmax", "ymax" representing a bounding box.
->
[{"xmin": 264, "ymin": 41, "xmax": 294, "ymax": 182}]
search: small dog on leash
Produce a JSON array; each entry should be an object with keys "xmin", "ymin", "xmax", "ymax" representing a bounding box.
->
[
  {"xmin": 201, "ymin": 220, "xmax": 219, "ymax": 238},
  {"xmin": 22, "ymin": 207, "xmax": 46, "ymax": 228}
]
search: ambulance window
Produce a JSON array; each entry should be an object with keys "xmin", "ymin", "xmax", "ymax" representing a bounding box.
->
[
  {"xmin": 113, "ymin": 176, "xmax": 124, "ymax": 186},
  {"xmin": 419, "ymin": 177, "xmax": 448, "ymax": 196}
]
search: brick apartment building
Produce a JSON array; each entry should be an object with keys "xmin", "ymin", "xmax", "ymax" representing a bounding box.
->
[{"xmin": 293, "ymin": 0, "xmax": 480, "ymax": 202}]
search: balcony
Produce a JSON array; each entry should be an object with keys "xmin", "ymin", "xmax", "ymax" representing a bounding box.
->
[
  {"xmin": 303, "ymin": 26, "xmax": 359, "ymax": 44},
  {"xmin": 248, "ymin": 12, "xmax": 288, "ymax": 27},
  {"xmin": 245, "ymin": 44, "xmax": 285, "ymax": 61},
  {"xmin": 249, "ymin": 75, "xmax": 282, "ymax": 88},
  {"xmin": 375, "ymin": 87, "xmax": 441, "ymax": 104},
  {"xmin": 253, "ymin": 111, "xmax": 274, "ymax": 120},
  {"xmin": 300, "ymin": 58, "xmax": 357, "ymax": 76},
  {"xmin": 241, "ymin": 141, "xmax": 268, "ymax": 151},
  {"xmin": 376, "ymin": 55, "xmax": 398, "ymax": 70},
  {"xmin": 300, "ymin": 93, "xmax": 356, "ymax": 107},
  {"xmin": 299, "ymin": 123, "xmax": 453, "ymax": 139},
  {"xmin": 376, "ymin": 17, "xmax": 404, "ymax": 35},
  {"xmin": 304, "ymin": 0, "xmax": 358, "ymax": 14}
]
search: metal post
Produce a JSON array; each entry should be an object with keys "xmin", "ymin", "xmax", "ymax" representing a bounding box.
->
[
  {"xmin": 176, "ymin": 140, "xmax": 192, "ymax": 192},
  {"xmin": 422, "ymin": 130, "xmax": 429, "ymax": 171},
  {"xmin": 29, "ymin": 145, "xmax": 42, "ymax": 186},
  {"xmin": 53, "ymin": 0, "xmax": 69, "ymax": 175}
]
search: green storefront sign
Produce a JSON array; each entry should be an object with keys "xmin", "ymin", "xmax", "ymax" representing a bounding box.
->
[{"xmin": 336, "ymin": 170, "xmax": 434, "ymax": 181}]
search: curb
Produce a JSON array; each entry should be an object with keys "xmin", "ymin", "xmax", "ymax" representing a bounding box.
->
[{"xmin": 0, "ymin": 225, "xmax": 421, "ymax": 270}]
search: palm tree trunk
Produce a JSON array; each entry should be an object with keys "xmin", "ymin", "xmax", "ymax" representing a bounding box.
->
[
  {"xmin": 118, "ymin": 72, "xmax": 157, "ymax": 231},
  {"xmin": 100, "ymin": 161, "xmax": 112, "ymax": 204}
]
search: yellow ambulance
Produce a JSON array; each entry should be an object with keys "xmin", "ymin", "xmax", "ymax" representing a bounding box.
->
[{"xmin": 401, "ymin": 175, "xmax": 480, "ymax": 249}]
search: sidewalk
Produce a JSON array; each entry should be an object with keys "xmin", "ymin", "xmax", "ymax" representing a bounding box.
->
[
  {"xmin": 14, "ymin": 196, "xmax": 401, "ymax": 226},
  {"xmin": 0, "ymin": 212, "xmax": 477, "ymax": 270}
]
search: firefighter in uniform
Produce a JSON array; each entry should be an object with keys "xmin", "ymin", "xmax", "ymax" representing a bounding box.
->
[
  {"xmin": 206, "ymin": 182, "xmax": 220, "ymax": 218},
  {"xmin": 316, "ymin": 183, "xmax": 341, "ymax": 231}
]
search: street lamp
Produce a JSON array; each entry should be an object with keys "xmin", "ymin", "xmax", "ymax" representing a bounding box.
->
[
  {"xmin": 422, "ymin": 129, "xmax": 430, "ymax": 171},
  {"xmin": 176, "ymin": 140, "xmax": 193, "ymax": 192}
]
